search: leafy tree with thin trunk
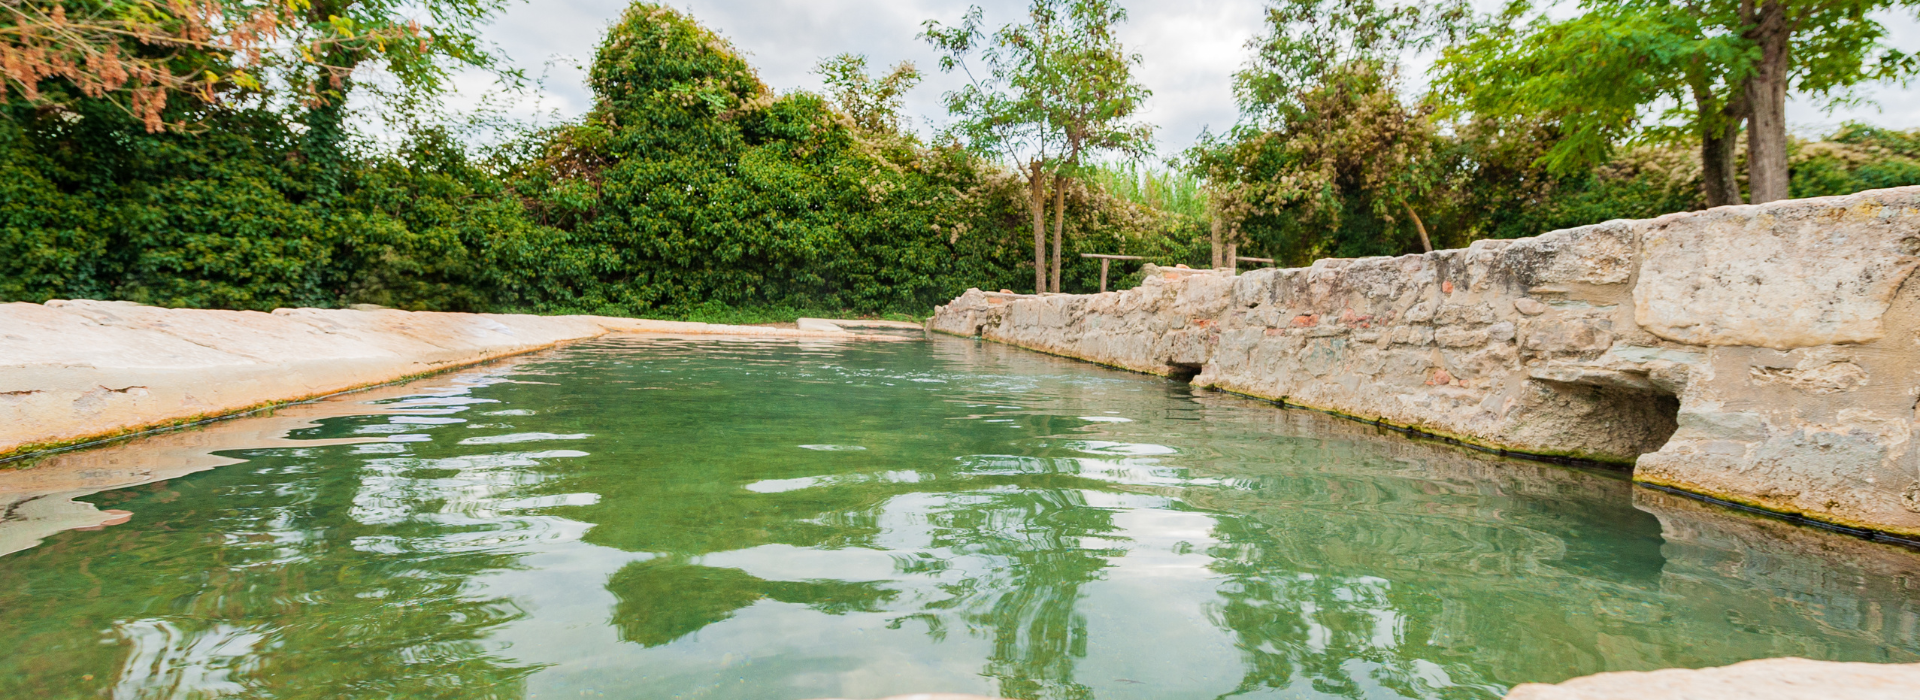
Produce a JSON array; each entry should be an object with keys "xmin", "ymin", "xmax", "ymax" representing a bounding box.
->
[
  {"xmin": 924, "ymin": 0, "xmax": 1150, "ymax": 293},
  {"xmin": 1191, "ymin": 0, "xmax": 1462, "ymax": 264},
  {"xmin": 1036, "ymin": 0, "xmax": 1151, "ymax": 291},
  {"xmin": 1734, "ymin": 0, "xmax": 1918, "ymax": 202},
  {"xmin": 923, "ymin": 5, "xmax": 1051, "ymax": 294}
]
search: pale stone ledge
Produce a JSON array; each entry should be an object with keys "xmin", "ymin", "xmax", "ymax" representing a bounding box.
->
[
  {"xmin": 806, "ymin": 659, "xmax": 1920, "ymax": 700},
  {"xmin": 1505, "ymin": 657, "xmax": 1920, "ymax": 699},
  {"xmin": 929, "ymin": 186, "xmax": 1920, "ymax": 538},
  {"xmin": 0, "ymin": 301, "xmax": 891, "ymax": 459},
  {"xmin": 797, "ymin": 664, "xmax": 1920, "ymax": 700}
]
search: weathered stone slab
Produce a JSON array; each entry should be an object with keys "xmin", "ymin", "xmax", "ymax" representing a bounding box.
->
[
  {"xmin": 1635, "ymin": 189, "xmax": 1920, "ymax": 349},
  {"xmin": 797, "ymin": 317, "xmax": 847, "ymax": 332},
  {"xmin": 931, "ymin": 222, "xmax": 1674, "ymax": 464},
  {"xmin": 1504, "ymin": 657, "xmax": 1920, "ymax": 699},
  {"xmin": 0, "ymin": 374, "xmax": 486, "ymax": 556}
]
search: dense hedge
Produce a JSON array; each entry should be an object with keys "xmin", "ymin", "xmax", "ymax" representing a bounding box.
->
[{"xmin": 0, "ymin": 103, "xmax": 572, "ymax": 312}]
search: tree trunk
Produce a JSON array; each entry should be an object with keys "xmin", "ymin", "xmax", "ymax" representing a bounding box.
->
[
  {"xmin": 1701, "ymin": 119, "xmax": 1745, "ymax": 208},
  {"xmin": 1030, "ymin": 160, "xmax": 1047, "ymax": 294},
  {"xmin": 1209, "ymin": 203, "xmax": 1223, "ymax": 269},
  {"xmin": 1050, "ymin": 175, "xmax": 1065, "ymax": 293},
  {"xmin": 1740, "ymin": 0, "xmax": 1791, "ymax": 203},
  {"xmin": 1691, "ymin": 72, "xmax": 1746, "ymax": 208},
  {"xmin": 1704, "ymin": 88, "xmax": 1751, "ymax": 206},
  {"xmin": 302, "ymin": 10, "xmax": 360, "ymax": 198},
  {"xmin": 1402, "ymin": 202, "xmax": 1432, "ymax": 253}
]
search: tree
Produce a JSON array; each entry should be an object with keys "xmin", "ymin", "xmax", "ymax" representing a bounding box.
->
[
  {"xmin": 0, "ymin": 0, "xmax": 378, "ymax": 131},
  {"xmin": 1192, "ymin": 61, "xmax": 1442, "ymax": 264},
  {"xmin": 1440, "ymin": 0, "xmax": 1920, "ymax": 205},
  {"xmin": 1232, "ymin": 0, "xmax": 1466, "ymax": 122},
  {"xmin": 1192, "ymin": 0, "xmax": 1463, "ymax": 264},
  {"xmin": 287, "ymin": 0, "xmax": 518, "ymax": 187},
  {"xmin": 815, "ymin": 53, "xmax": 922, "ymax": 137},
  {"xmin": 1436, "ymin": 4, "xmax": 1752, "ymax": 206},
  {"xmin": 924, "ymin": 5, "xmax": 1050, "ymax": 294},
  {"xmin": 923, "ymin": 0, "xmax": 1151, "ymax": 293},
  {"xmin": 1032, "ymin": 0, "xmax": 1151, "ymax": 291},
  {"xmin": 1734, "ymin": 0, "xmax": 1918, "ymax": 202},
  {"xmin": 0, "ymin": 0, "xmax": 511, "ymax": 134},
  {"xmin": 523, "ymin": 3, "xmax": 1059, "ymax": 314}
]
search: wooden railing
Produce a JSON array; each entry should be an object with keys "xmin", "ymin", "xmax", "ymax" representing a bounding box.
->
[
  {"xmin": 1079, "ymin": 253, "xmax": 1281, "ymax": 292},
  {"xmin": 1079, "ymin": 254, "xmax": 1145, "ymax": 292}
]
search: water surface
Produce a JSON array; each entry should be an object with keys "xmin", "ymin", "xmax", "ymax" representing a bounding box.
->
[{"xmin": 3, "ymin": 335, "xmax": 1917, "ymax": 700}]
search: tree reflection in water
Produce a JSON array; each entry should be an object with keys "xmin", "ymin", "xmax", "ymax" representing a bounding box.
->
[
  {"xmin": 923, "ymin": 485, "xmax": 1116, "ymax": 700},
  {"xmin": 0, "ymin": 420, "xmax": 550, "ymax": 699}
]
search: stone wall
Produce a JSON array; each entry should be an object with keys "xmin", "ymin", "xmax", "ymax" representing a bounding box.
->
[{"xmin": 929, "ymin": 186, "xmax": 1920, "ymax": 537}]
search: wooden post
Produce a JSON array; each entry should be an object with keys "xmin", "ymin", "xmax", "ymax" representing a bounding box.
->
[
  {"xmin": 1226, "ymin": 242, "xmax": 1237, "ymax": 277},
  {"xmin": 1080, "ymin": 253, "xmax": 1144, "ymax": 294}
]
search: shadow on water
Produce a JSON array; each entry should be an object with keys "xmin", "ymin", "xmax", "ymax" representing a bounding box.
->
[{"xmin": 0, "ymin": 335, "xmax": 1916, "ymax": 700}]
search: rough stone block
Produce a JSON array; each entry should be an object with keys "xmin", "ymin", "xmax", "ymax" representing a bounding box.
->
[
  {"xmin": 1504, "ymin": 657, "xmax": 1920, "ymax": 700},
  {"xmin": 1435, "ymin": 328, "xmax": 1490, "ymax": 348},
  {"xmin": 1520, "ymin": 318, "xmax": 1614, "ymax": 355},
  {"xmin": 1636, "ymin": 189, "xmax": 1920, "ymax": 349}
]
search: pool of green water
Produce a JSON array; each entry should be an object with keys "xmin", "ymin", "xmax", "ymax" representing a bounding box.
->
[{"xmin": 3, "ymin": 335, "xmax": 1918, "ymax": 700}]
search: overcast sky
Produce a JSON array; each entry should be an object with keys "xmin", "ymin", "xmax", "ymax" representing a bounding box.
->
[{"xmin": 442, "ymin": 0, "xmax": 1920, "ymax": 159}]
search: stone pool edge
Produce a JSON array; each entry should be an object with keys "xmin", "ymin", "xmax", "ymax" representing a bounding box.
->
[
  {"xmin": 930, "ymin": 187, "xmax": 1920, "ymax": 540},
  {"xmin": 927, "ymin": 325, "xmax": 1635, "ymax": 468},
  {"xmin": 0, "ymin": 301, "xmax": 896, "ymax": 462},
  {"xmin": 1504, "ymin": 657, "xmax": 1920, "ymax": 699},
  {"xmin": 939, "ymin": 312, "xmax": 1920, "ymax": 542},
  {"xmin": 928, "ymin": 324, "xmax": 1920, "ymax": 545},
  {"xmin": 929, "ymin": 301, "xmax": 1920, "ymax": 700}
]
